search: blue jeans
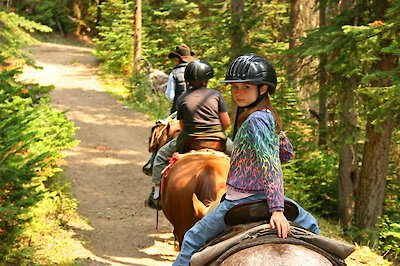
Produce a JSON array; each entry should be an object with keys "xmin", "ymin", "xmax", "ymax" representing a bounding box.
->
[{"xmin": 172, "ymin": 194, "xmax": 319, "ymax": 266}]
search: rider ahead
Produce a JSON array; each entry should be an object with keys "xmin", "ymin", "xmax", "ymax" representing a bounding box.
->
[
  {"xmin": 165, "ymin": 43, "xmax": 196, "ymax": 114},
  {"xmin": 145, "ymin": 59, "xmax": 230, "ymax": 210}
]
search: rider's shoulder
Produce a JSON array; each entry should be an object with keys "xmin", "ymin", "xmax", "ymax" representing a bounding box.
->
[{"xmin": 249, "ymin": 109, "xmax": 273, "ymax": 120}]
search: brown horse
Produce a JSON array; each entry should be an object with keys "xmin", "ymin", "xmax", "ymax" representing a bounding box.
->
[
  {"xmin": 144, "ymin": 117, "xmax": 229, "ymax": 249},
  {"xmin": 161, "ymin": 151, "xmax": 230, "ymax": 249},
  {"xmin": 148, "ymin": 119, "xmax": 181, "ymax": 154},
  {"xmin": 142, "ymin": 118, "xmax": 181, "ymax": 176}
]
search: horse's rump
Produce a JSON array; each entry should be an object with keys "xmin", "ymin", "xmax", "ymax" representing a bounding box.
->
[
  {"xmin": 191, "ymin": 223, "xmax": 355, "ymax": 266},
  {"xmin": 161, "ymin": 151, "xmax": 230, "ymax": 248}
]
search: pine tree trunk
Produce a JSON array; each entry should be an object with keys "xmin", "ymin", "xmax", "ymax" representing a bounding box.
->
[
  {"xmin": 96, "ymin": 0, "xmax": 103, "ymax": 27},
  {"xmin": 72, "ymin": 2, "xmax": 82, "ymax": 35},
  {"xmin": 230, "ymin": 0, "xmax": 244, "ymax": 61},
  {"xmin": 356, "ymin": 117, "xmax": 395, "ymax": 231},
  {"xmin": 318, "ymin": 3, "xmax": 327, "ymax": 146},
  {"xmin": 134, "ymin": 0, "xmax": 142, "ymax": 74},
  {"xmin": 335, "ymin": 0, "xmax": 359, "ymax": 230},
  {"xmin": 355, "ymin": 41, "xmax": 397, "ymax": 235},
  {"xmin": 288, "ymin": 0, "xmax": 319, "ymax": 114},
  {"xmin": 338, "ymin": 79, "xmax": 359, "ymax": 230}
]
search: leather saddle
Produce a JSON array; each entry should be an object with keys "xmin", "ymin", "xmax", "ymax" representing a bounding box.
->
[
  {"xmin": 224, "ymin": 199, "xmax": 299, "ymax": 226},
  {"xmin": 185, "ymin": 136, "xmax": 226, "ymax": 152}
]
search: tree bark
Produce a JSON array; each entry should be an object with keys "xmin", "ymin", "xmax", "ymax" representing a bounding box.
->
[
  {"xmin": 354, "ymin": 0, "xmax": 398, "ymax": 239},
  {"xmin": 337, "ymin": 79, "xmax": 359, "ymax": 230},
  {"xmin": 96, "ymin": 0, "xmax": 103, "ymax": 27},
  {"xmin": 230, "ymin": 0, "xmax": 244, "ymax": 61},
  {"xmin": 336, "ymin": 0, "xmax": 358, "ymax": 230},
  {"xmin": 133, "ymin": 0, "xmax": 142, "ymax": 74},
  {"xmin": 356, "ymin": 117, "xmax": 395, "ymax": 233},
  {"xmin": 355, "ymin": 20, "xmax": 398, "ymax": 234},
  {"xmin": 72, "ymin": 1, "xmax": 82, "ymax": 35},
  {"xmin": 318, "ymin": 2, "xmax": 328, "ymax": 146},
  {"xmin": 288, "ymin": 0, "xmax": 319, "ymax": 113}
]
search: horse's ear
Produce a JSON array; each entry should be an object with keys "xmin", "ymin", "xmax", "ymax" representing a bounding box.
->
[{"xmin": 192, "ymin": 193, "xmax": 207, "ymax": 219}]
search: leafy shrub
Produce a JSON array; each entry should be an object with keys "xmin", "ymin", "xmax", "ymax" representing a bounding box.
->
[
  {"xmin": 380, "ymin": 216, "xmax": 400, "ymax": 264},
  {"xmin": 93, "ymin": 1, "xmax": 134, "ymax": 75},
  {"xmin": 0, "ymin": 11, "xmax": 52, "ymax": 61},
  {"xmin": 128, "ymin": 73, "xmax": 171, "ymax": 119},
  {"xmin": 13, "ymin": 0, "xmax": 76, "ymax": 34},
  {"xmin": 0, "ymin": 58, "xmax": 77, "ymax": 262},
  {"xmin": 283, "ymin": 150, "xmax": 338, "ymax": 217}
]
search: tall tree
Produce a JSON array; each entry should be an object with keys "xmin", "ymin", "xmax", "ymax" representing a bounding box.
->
[
  {"xmin": 336, "ymin": 0, "xmax": 358, "ymax": 232},
  {"xmin": 355, "ymin": 0, "xmax": 399, "ymax": 236},
  {"xmin": 288, "ymin": 0, "xmax": 319, "ymax": 112},
  {"xmin": 96, "ymin": 0, "xmax": 104, "ymax": 27},
  {"xmin": 134, "ymin": 0, "xmax": 142, "ymax": 73},
  {"xmin": 337, "ymin": 77, "xmax": 359, "ymax": 229},
  {"xmin": 230, "ymin": 0, "xmax": 244, "ymax": 60},
  {"xmin": 317, "ymin": 0, "xmax": 328, "ymax": 146}
]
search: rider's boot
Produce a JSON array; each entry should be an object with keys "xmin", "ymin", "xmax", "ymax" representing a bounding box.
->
[
  {"xmin": 142, "ymin": 152, "xmax": 156, "ymax": 176},
  {"xmin": 145, "ymin": 185, "xmax": 162, "ymax": 210}
]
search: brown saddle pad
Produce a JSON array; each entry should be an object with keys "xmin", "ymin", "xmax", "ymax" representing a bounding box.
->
[{"xmin": 224, "ymin": 199, "xmax": 299, "ymax": 226}]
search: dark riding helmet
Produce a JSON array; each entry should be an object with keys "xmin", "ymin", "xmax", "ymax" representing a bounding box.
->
[
  {"xmin": 184, "ymin": 59, "xmax": 215, "ymax": 82},
  {"xmin": 221, "ymin": 54, "xmax": 277, "ymax": 94}
]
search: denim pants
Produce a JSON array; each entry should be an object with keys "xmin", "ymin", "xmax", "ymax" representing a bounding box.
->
[
  {"xmin": 151, "ymin": 138, "xmax": 177, "ymax": 184},
  {"xmin": 151, "ymin": 138, "xmax": 233, "ymax": 184},
  {"xmin": 172, "ymin": 194, "xmax": 319, "ymax": 266}
]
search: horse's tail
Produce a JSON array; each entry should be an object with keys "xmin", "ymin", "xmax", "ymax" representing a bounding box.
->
[{"xmin": 193, "ymin": 162, "xmax": 226, "ymax": 210}]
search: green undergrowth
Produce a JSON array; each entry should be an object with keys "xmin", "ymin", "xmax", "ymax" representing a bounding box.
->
[
  {"xmin": 11, "ymin": 174, "xmax": 91, "ymax": 265},
  {"xmin": 99, "ymin": 72, "xmax": 172, "ymax": 121},
  {"xmin": 317, "ymin": 217, "xmax": 392, "ymax": 265}
]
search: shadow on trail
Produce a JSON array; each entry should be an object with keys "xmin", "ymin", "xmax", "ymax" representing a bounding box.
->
[
  {"xmin": 53, "ymin": 87, "xmax": 177, "ymax": 264},
  {"xmin": 68, "ymin": 216, "xmax": 176, "ymax": 265}
]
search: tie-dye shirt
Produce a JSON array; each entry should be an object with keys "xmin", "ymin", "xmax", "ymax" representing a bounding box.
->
[{"xmin": 227, "ymin": 110, "xmax": 285, "ymax": 212}]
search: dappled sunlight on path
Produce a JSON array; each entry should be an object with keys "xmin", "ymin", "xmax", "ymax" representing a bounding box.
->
[{"xmin": 21, "ymin": 42, "xmax": 178, "ymax": 265}]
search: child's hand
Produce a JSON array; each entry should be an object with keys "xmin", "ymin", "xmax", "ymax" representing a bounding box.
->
[{"xmin": 270, "ymin": 211, "xmax": 291, "ymax": 238}]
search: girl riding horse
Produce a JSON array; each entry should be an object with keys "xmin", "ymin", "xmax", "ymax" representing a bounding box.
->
[{"xmin": 172, "ymin": 54, "xmax": 320, "ymax": 265}]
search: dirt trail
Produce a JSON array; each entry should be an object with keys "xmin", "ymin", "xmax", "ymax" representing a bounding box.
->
[{"xmin": 21, "ymin": 42, "xmax": 178, "ymax": 265}]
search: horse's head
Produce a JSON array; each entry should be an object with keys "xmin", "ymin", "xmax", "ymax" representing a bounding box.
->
[{"xmin": 148, "ymin": 119, "xmax": 181, "ymax": 153}]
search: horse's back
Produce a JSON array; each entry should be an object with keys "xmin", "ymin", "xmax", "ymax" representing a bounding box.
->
[{"xmin": 220, "ymin": 244, "xmax": 333, "ymax": 265}]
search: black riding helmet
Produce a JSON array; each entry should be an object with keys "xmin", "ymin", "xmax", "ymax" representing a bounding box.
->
[
  {"xmin": 184, "ymin": 59, "xmax": 215, "ymax": 82},
  {"xmin": 223, "ymin": 54, "xmax": 278, "ymax": 137},
  {"xmin": 222, "ymin": 53, "xmax": 277, "ymax": 95}
]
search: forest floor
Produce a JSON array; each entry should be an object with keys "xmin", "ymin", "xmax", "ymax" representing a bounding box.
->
[{"xmin": 21, "ymin": 42, "xmax": 178, "ymax": 265}]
